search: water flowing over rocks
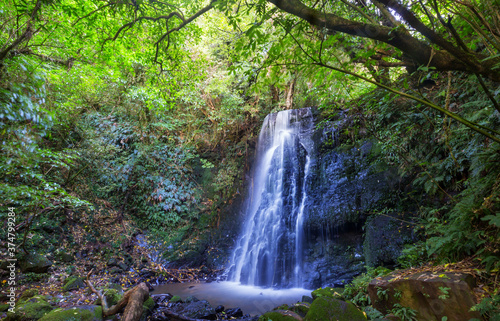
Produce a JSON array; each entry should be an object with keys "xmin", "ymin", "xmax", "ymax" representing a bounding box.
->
[{"xmin": 227, "ymin": 108, "xmax": 407, "ymax": 289}]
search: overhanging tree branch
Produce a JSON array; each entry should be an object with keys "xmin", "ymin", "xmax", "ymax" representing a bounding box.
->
[
  {"xmin": 314, "ymin": 61, "xmax": 500, "ymax": 144},
  {"xmin": 266, "ymin": 0, "xmax": 500, "ymax": 81}
]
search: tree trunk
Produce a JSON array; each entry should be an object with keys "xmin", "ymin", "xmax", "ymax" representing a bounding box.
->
[
  {"xmin": 86, "ymin": 274, "xmax": 150, "ymax": 321},
  {"xmin": 270, "ymin": 84, "xmax": 280, "ymax": 106},
  {"xmin": 285, "ymin": 79, "xmax": 295, "ymax": 109}
]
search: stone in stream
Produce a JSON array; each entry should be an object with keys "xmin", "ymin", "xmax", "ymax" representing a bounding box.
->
[
  {"xmin": 225, "ymin": 307, "xmax": 244, "ymax": 318},
  {"xmin": 169, "ymin": 300, "xmax": 217, "ymax": 320}
]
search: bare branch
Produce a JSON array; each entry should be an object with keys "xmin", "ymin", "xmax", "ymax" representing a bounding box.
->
[{"xmin": 0, "ymin": 0, "xmax": 43, "ymax": 63}]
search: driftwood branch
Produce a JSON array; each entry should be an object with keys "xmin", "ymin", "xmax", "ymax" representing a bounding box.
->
[{"xmin": 86, "ymin": 270, "xmax": 149, "ymax": 321}]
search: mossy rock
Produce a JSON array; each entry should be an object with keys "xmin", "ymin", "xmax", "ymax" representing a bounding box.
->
[
  {"xmin": 289, "ymin": 302, "xmax": 311, "ymax": 317},
  {"xmin": 63, "ymin": 276, "xmax": 86, "ymax": 292},
  {"xmin": 94, "ymin": 289, "xmax": 123, "ymax": 307},
  {"xmin": 311, "ymin": 287, "xmax": 342, "ymax": 300},
  {"xmin": 55, "ymin": 250, "xmax": 74, "ymax": 263},
  {"xmin": 259, "ymin": 310, "xmax": 303, "ymax": 321},
  {"xmin": 273, "ymin": 304, "xmax": 290, "ymax": 311},
  {"xmin": 38, "ymin": 305, "xmax": 102, "ymax": 321},
  {"xmin": 140, "ymin": 297, "xmax": 155, "ymax": 321},
  {"xmin": 19, "ymin": 253, "xmax": 52, "ymax": 274},
  {"xmin": 169, "ymin": 295, "xmax": 182, "ymax": 303},
  {"xmin": 4, "ymin": 296, "xmax": 54, "ymax": 321},
  {"xmin": 304, "ymin": 297, "xmax": 367, "ymax": 321},
  {"xmin": 18, "ymin": 290, "xmax": 38, "ymax": 303}
]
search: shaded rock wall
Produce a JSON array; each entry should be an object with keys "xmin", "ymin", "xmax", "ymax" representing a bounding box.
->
[{"xmin": 299, "ymin": 110, "xmax": 405, "ymax": 288}]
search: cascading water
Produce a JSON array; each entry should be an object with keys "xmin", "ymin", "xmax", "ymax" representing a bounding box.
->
[{"xmin": 228, "ymin": 108, "xmax": 314, "ymax": 288}]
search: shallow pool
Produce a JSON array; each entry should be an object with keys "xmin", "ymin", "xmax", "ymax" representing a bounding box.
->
[{"xmin": 152, "ymin": 281, "xmax": 312, "ymax": 316}]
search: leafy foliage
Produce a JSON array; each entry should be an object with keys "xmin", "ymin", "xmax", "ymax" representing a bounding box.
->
[{"xmin": 340, "ymin": 267, "xmax": 392, "ymax": 308}]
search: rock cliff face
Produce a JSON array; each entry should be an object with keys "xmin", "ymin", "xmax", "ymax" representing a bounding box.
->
[{"xmin": 299, "ymin": 109, "xmax": 408, "ymax": 289}]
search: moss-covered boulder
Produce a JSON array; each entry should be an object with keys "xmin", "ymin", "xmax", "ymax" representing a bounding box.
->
[
  {"xmin": 19, "ymin": 253, "xmax": 52, "ymax": 273},
  {"xmin": 169, "ymin": 295, "xmax": 182, "ymax": 303},
  {"xmin": 63, "ymin": 276, "xmax": 86, "ymax": 292},
  {"xmin": 367, "ymin": 271, "xmax": 483, "ymax": 321},
  {"xmin": 140, "ymin": 297, "xmax": 155, "ymax": 321},
  {"xmin": 311, "ymin": 287, "xmax": 342, "ymax": 300},
  {"xmin": 304, "ymin": 297, "xmax": 367, "ymax": 321},
  {"xmin": 259, "ymin": 310, "xmax": 304, "ymax": 321},
  {"xmin": 38, "ymin": 305, "xmax": 103, "ymax": 321},
  {"xmin": 4, "ymin": 295, "xmax": 54, "ymax": 321},
  {"xmin": 55, "ymin": 250, "xmax": 74, "ymax": 263},
  {"xmin": 289, "ymin": 302, "xmax": 311, "ymax": 317},
  {"xmin": 94, "ymin": 288, "xmax": 123, "ymax": 307},
  {"xmin": 17, "ymin": 290, "xmax": 38, "ymax": 303}
]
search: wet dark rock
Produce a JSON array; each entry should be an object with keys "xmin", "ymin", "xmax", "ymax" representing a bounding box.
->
[
  {"xmin": 107, "ymin": 258, "xmax": 118, "ymax": 267},
  {"xmin": 152, "ymin": 294, "xmax": 173, "ymax": 304},
  {"xmin": 225, "ymin": 307, "xmax": 244, "ymax": 318},
  {"xmin": 169, "ymin": 300, "xmax": 216, "ymax": 320},
  {"xmin": 301, "ymin": 296, "xmax": 313, "ymax": 304},
  {"xmin": 144, "ymin": 281, "xmax": 155, "ymax": 291},
  {"xmin": 185, "ymin": 296, "xmax": 200, "ymax": 303},
  {"xmin": 109, "ymin": 267, "xmax": 122, "ymax": 274},
  {"xmin": 215, "ymin": 305, "xmax": 225, "ymax": 313},
  {"xmin": 117, "ymin": 262, "xmax": 129, "ymax": 271}
]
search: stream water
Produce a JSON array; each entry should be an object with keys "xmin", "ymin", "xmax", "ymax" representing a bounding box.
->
[{"xmin": 152, "ymin": 282, "xmax": 311, "ymax": 316}]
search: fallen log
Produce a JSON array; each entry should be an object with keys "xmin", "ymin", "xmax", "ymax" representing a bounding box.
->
[{"xmin": 86, "ymin": 270, "xmax": 149, "ymax": 321}]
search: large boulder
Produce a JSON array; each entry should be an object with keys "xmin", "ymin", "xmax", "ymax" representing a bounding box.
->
[
  {"xmin": 38, "ymin": 305, "xmax": 103, "ymax": 321},
  {"xmin": 304, "ymin": 297, "xmax": 367, "ymax": 321},
  {"xmin": 169, "ymin": 300, "xmax": 216, "ymax": 320},
  {"xmin": 259, "ymin": 310, "xmax": 304, "ymax": 321},
  {"xmin": 19, "ymin": 253, "xmax": 52, "ymax": 273},
  {"xmin": 368, "ymin": 271, "xmax": 482, "ymax": 321},
  {"xmin": 3, "ymin": 295, "xmax": 54, "ymax": 321}
]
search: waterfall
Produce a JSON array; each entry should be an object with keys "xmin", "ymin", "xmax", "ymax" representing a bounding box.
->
[{"xmin": 228, "ymin": 108, "xmax": 314, "ymax": 288}]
